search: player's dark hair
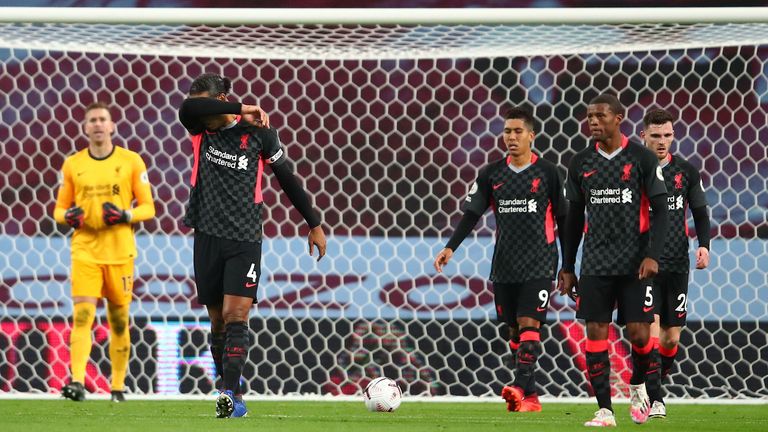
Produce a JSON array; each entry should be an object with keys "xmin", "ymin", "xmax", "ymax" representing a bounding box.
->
[
  {"xmin": 85, "ymin": 101, "xmax": 111, "ymax": 114},
  {"xmin": 589, "ymin": 93, "xmax": 624, "ymax": 116},
  {"xmin": 643, "ymin": 108, "xmax": 675, "ymax": 129},
  {"xmin": 504, "ymin": 106, "xmax": 535, "ymax": 131},
  {"xmin": 188, "ymin": 73, "xmax": 231, "ymax": 96}
]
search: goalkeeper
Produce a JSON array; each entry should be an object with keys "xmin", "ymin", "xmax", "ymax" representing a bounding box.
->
[{"xmin": 52, "ymin": 102, "xmax": 156, "ymax": 403}]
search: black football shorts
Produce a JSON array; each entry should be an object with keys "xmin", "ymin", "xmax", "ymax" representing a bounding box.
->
[
  {"xmin": 193, "ymin": 230, "xmax": 262, "ymax": 305},
  {"xmin": 577, "ymin": 275, "xmax": 655, "ymax": 324},
  {"xmin": 651, "ymin": 271, "xmax": 690, "ymax": 327},
  {"xmin": 493, "ymin": 278, "xmax": 553, "ymax": 324}
]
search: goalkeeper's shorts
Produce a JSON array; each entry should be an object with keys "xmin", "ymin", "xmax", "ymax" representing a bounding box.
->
[{"xmin": 71, "ymin": 259, "xmax": 134, "ymax": 305}]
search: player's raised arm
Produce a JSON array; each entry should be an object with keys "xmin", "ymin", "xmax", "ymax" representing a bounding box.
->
[{"xmin": 178, "ymin": 73, "xmax": 269, "ymax": 134}]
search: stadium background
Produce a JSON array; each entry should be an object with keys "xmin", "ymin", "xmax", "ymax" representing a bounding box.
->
[{"xmin": 0, "ymin": 2, "xmax": 766, "ymax": 400}]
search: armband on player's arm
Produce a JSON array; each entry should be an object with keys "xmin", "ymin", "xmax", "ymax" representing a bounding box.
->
[
  {"xmin": 445, "ymin": 211, "xmax": 482, "ymax": 252},
  {"xmin": 646, "ymin": 193, "xmax": 670, "ymax": 261},
  {"xmin": 271, "ymin": 161, "xmax": 321, "ymax": 228},
  {"xmin": 691, "ymin": 206, "xmax": 711, "ymax": 250},
  {"xmin": 561, "ymin": 200, "xmax": 585, "ymax": 272}
]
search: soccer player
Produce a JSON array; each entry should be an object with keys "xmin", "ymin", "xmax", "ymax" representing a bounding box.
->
[
  {"xmin": 53, "ymin": 102, "xmax": 156, "ymax": 402},
  {"xmin": 178, "ymin": 73, "xmax": 327, "ymax": 418},
  {"xmin": 433, "ymin": 107, "xmax": 567, "ymax": 413},
  {"xmin": 558, "ymin": 93, "xmax": 669, "ymax": 426},
  {"xmin": 641, "ymin": 108, "xmax": 710, "ymax": 418}
]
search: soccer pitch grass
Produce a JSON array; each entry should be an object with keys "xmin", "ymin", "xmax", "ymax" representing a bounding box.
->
[{"xmin": 2, "ymin": 400, "xmax": 766, "ymax": 432}]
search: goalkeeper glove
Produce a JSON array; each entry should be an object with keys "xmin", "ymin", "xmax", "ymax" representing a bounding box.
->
[
  {"xmin": 102, "ymin": 202, "xmax": 131, "ymax": 225},
  {"xmin": 64, "ymin": 206, "xmax": 84, "ymax": 229}
]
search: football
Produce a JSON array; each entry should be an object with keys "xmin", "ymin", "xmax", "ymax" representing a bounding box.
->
[{"xmin": 363, "ymin": 377, "xmax": 402, "ymax": 412}]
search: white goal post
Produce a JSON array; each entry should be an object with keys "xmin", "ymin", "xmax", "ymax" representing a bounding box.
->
[{"xmin": 0, "ymin": 8, "xmax": 766, "ymax": 402}]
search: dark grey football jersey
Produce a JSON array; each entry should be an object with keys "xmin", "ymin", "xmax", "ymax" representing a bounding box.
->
[
  {"xmin": 564, "ymin": 137, "xmax": 667, "ymax": 276},
  {"xmin": 464, "ymin": 154, "xmax": 566, "ymax": 283},
  {"xmin": 184, "ymin": 121, "xmax": 286, "ymax": 242},
  {"xmin": 654, "ymin": 154, "xmax": 708, "ymax": 273}
]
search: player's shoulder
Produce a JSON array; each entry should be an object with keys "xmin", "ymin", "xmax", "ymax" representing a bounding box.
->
[
  {"xmin": 626, "ymin": 140, "xmax": 658, "ymax": 164},
  {"xmin": 65, "ymin": 148, "xmax": 90, "ymax": 164},
  {"xmin": 533, "ymin": 154, "xmax": 560, "ymax": 174},
  {"xmin": 670, "ymin": 153, "xmax": 698, "ymax": 172},
  {"xmin": 113, "ymin": 145, "xmax": 144, "ymax": 161},
  {"xmin": 568, "ymin": 146, "xmax": 592, "ymax": 168},
  {"xmin": 241, "ymin": 123, "xmax": 279, "ymax": 139},
  {"xmin": 480, "ymin": 156, "xmax": 508, "ymax": 174}
]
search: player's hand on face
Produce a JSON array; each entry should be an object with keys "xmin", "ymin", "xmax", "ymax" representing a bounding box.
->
[
  {"xmin": 638, "ymin": 257, "xmax": 659, "ymax": 279},
  {"xmin": 695, "ymin": 247, "xmax": 710, "ymax": 269},
  {"xmin": 241, "ymin": 104, "xmax": 269, "ymax": 128},
  {"xmin": 64, "ymin": 206, "xmax": 84, "ymax": 229},
  {"xmin": 557, "ymin": 270, "xmax": 578, "ymax": 300},
  {"xmin": 308, "ymin": 225, "xmax": 326, "ymax": 262},
  {"xmin": 433, "ymin": 248, "xmax": 453, "ymax": 273}
]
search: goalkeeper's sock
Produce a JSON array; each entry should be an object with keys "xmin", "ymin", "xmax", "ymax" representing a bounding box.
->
[
  {"xmin": 223, "ymin": 322, "xmax": 249, "ymax": 395},
  {"xmin": 70, "ymin": 302, "xmax": 96, "ymax": 383},
  {"xmin": 659, "ymin": 343, "xmax": 678, "ymax": 378},
  {"xmin": 585, "ymin": 339, "xmax": 612, "ymax": 412},
  {"xmin": 107, "ymin": 303, "xmax": 131, "ymax": 391},
  {"xmin": 210, "ymin": 331, "xmax": 226, "ymax": 386},
  {"xmin": 513, "ymin": 328, "xmax": 540, "ymax": 395}
]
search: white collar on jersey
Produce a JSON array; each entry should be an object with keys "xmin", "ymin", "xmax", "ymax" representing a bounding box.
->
[
  {"xmin": 507, "ymin": 162, "xmax": 532, "ymax": 173},
  {"xmin": 597, "ymin": 146, "xmax": 623, "ymax": 160}
]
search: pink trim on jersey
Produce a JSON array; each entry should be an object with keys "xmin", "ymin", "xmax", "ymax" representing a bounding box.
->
[
  {"xmin": 665, "ymin": 153, "xmax": 672, "ymax": 164},
  {"xmin": 593, "ymin": 134, "xmax": 630, "ymax": 152},
  {"xmin": 189, "ymin": 134, "xmax": 203, "ymax": 187},
  {"xmin": 253, "ymin": 157, "xmax": 265, "ymax": 204},
  {"xmin": 685, "ymin": 202, "xmax": 690, "ymax": 236},
  {"xmin": 639, "ymin": 191, "xmax": 650, "ymax": 233},
  {"xmin": 545, "ymin": 202, "xmax": 555, "ymax": 244}
]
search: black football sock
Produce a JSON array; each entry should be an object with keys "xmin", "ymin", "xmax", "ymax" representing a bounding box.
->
[
  {"xmin": 513, "ymin": 328, "xmax": 541, "ymax": 395},
  {"xmin": 210, "ymin": 331, "xmax": 226, "ymax": 387},
  {"xmin": 586, "ymin": 339, "xmax": 612, "ymax": 412},
  {"xmin": 223, "ymin": 321, "xmax": 249, "ymax": 395}
]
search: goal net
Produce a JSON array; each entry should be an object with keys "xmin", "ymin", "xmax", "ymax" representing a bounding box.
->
[{"xmin": 1, "ymin": 8, "xmax": 766, "ymax": 400}]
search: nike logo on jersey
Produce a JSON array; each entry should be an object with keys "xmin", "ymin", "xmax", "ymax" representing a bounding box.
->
[
  {"xmin": 643, "ymin": 306, "xmax": 654, "ymax": 313},
  {"xmin": 77, "ymin": 172, "xmax": 85, "ymax": 176},
  {"xmin": 492, "ymin": 182, "xmax": 505, "ymax": 190},
  {"xmin": 583, "ymin": 170, "xmax": 597, "ymax": 178},
  {"xmin": 536, "ymin": 307, "xmax": 547, "ymax": 312},
  {"xmin": 245, "ymin": 282, "xmax": 257, "ymax": 288},
  {"xmin": 677, "ymin": 312, "xmax": 686, "ymax": 318}
]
